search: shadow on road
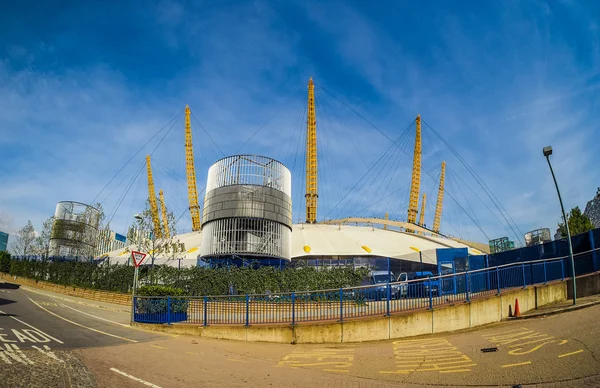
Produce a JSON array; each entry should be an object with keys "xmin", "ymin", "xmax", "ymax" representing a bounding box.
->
[
  {"xmin": 0, "ymin": 282, "xmax": 21, "ymax": 290},
  {"xmin": 0, "ymin": 298, "xmax": 16, "ymax": 307}
]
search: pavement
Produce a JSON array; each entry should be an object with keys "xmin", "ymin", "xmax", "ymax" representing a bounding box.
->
[
  {"xmin": 1, "ymin": 280, "xmax": 600, "ymax": 387},
  {"xmin": 517, "ymin": 294, "xmax": 600, "ymax": 319}
]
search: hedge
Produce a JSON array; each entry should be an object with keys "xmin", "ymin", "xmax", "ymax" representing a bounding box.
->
[{"xmin": 5, "ymin": 257, "xmax": 370, "ymax": 296}]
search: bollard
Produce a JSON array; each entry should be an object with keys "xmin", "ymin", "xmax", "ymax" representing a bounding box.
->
[
  {"xmin": 167, "ymin": 296, "xmax": 172, "ymax": 325},
  {"xmin": 203, "ymin": 296, "xmax": 208, "ymax": 326},
  {"xmin": 496, "ymin": 267, "xmax": 501, "ymax": 294}
]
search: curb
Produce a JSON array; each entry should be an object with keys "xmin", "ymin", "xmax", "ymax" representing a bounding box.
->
[
  {"xmin": 510, "ymin": 299, "xmax": 600, "ymax": 320},
  {"xmin": 21, "ymin": 286, "xmax": 130, "ymax": 313}
]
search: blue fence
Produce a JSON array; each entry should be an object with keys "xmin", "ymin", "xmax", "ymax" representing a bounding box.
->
[{"xmin": 133, "ymin": 247, "xmax": 599, "ymax": 325}]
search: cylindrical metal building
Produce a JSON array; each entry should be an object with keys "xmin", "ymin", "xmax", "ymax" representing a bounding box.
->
[
  {"xmin": 200, "ymin": 155, "xmax": 292, "ymax": 261},
  {"xmin": 49, "ymin": 201, "xmax": 101, "ymax": 258}
]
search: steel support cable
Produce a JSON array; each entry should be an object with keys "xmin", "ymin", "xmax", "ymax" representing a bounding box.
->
[
  {"xmin": 339, "ymin": 122, "xmax": 414, "ymax": 219},
  {"xmin": 447, "ymin": 165, "xmax": 510, "ymax": 237},
  {"xmin": 421, "ymin": 119, "xmax": 523, "ymax": 244},
  {"xmin": 324, "ymin": 121, "xmax": 415, "ymax": 220},
  {"xmin": 107, "ymin": 116, "xmax": 180, "ymax": 226},
  {"xmin": 234, "ymin": 103, "xmax": 290, "ymax": 155},
  {"xmin": 286, "ymin": 102, "xmax": 307, "ymax": 166},
  {"xmin": 91, "ymin": 112, "xmax": 182, "ymax": 204},
  {"xmin": 190, "ymin": 112, "xmax": 225, "ymax": 157},
  {"xmin": 447, "ymin": 168, "xmax": 480, "ymax": 227},
  {"xmin": 107, "ymin": 160, "xmax": 145, "ymax": 226}
]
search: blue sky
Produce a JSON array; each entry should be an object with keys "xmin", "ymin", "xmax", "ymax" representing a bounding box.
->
[{"xmin": 1, "ymin": 0, "xmax": 599, "ymax": 246}]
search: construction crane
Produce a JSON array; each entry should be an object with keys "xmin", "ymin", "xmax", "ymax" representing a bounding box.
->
[
  {"xmin": 305, "ymin": 77, "xmax": 318, "ymax": 223},
  {"xmin": 159, "ymin": 189, "xmax": 170, "ymax": 239},
  {"xmin": 419, "ymin": 193, "xmax": 426, "ymax": 227},
  {"xmin": 185, "ymin": 105, "xmax": 202, "ymax": 231},
  {"xmin": 433, "ymin": 161, "xmax": 446, "ymax": 233},
  {"xmin": 146, "ymin": 155, "xmax": 163, "ymax": 239},
  {"xmin": 407, "ymin": 114, "xmax": 422, "ymax": 227}
]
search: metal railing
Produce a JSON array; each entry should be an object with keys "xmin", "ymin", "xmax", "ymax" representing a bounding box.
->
[{"xmin": 133, "ymin": 248, "xmax": 599, "ymax": 326}]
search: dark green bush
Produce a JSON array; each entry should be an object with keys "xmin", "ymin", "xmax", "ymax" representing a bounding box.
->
[
  {"xmin": 0, "ymin": 251, "xmax": 10, "ymax": 273},
  {"xmin": 137, "ymin": 285, "xmax": 185, "ymax": 296}
]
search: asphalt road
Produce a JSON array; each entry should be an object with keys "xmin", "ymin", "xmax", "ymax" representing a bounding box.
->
[{"xmin": 1, "ymin": 280, "xmax": 600, "ymax": 388}]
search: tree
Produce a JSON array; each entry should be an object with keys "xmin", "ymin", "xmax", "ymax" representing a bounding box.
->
[
  {"xmin": 127, "ymin": 198, "xmax": 184, "ymax": 282},
  {"xmin": 0, "ymin": 251, "xmax": 10, "ymax": 273},
  {"xmin": 558, "ymin": 206, "xmax": 594, "ymax": 238},
  {"xmin": 11, "ymin": 221, "xmax": 36, "ymax": 256},
  {"xmin": 35, "ymin": 216, "xmax": 55, "ymax": 258}
]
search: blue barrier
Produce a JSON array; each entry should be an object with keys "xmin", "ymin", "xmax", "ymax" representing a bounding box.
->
[{"xmin": 133, "ymin": 248, "xmax": 599, "ymax": 326}]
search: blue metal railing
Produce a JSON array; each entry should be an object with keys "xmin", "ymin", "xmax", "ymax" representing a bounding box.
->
[{"xmin": 133, "ymin": 248, "xmax": 599, "ymax": 325}]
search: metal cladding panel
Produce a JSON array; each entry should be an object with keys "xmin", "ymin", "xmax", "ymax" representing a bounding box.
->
[{"xmin": 202, "ymin": 185, "xmax": 292, "ymax": 227}]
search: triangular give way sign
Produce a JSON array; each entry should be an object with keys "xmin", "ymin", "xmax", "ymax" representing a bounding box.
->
[{"xmin": 131, "ymin": 251, "xmax": 147, "ymax": 267}]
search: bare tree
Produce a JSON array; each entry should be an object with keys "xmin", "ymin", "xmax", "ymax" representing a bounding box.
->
[
  {"xmin": 35, "ymin": 216, "xmax": 55, "ymax": 258},
  {"xmin": 11, "ymin": 221, "xmax": 36, "ymax": 256}
]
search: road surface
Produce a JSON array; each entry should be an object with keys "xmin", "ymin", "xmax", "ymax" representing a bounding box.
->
[{"xmin": 1, "ymin": 280, "xmax": 599, "ymax": 387}]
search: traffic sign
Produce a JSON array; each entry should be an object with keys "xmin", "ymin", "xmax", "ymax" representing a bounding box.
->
[{"xmin": 131, "ymin": 251, "xmax": 147, "ymax": 267}]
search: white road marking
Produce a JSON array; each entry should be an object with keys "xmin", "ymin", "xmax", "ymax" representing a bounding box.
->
[
  {"xmin": 32, "ymin": 345, "xmax": 64, "ymax": 363},
  {"xmin": 0, "ymin": 309, "xmax": 64, "ymax": 344},
  {"xmin": 110, "ymin": 367, "xmax": 163, "ymax": 388},
  {"xmin": 58, "ymin": 303, "xmax": 130, "ymax": 327},
  {"xmin": 27, "ymin": 297, "xmax": 138, "ymax": 343}
]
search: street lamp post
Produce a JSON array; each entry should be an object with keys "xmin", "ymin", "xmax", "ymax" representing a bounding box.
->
[{"xmin": 543, "ymin": 146, "xmax": 576, "ymax": 305}]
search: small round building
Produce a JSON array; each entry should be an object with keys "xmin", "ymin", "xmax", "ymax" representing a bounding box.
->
[
  {"xmin": 49, "ymin": 201, "xmax": 101, "ymax": 258},
  {"xmin": 199, "ymin": 155, "xmax": 292, "ymax": 263}
]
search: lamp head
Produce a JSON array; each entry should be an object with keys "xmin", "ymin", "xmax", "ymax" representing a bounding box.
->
[
  {"xmin": 543, "ymin": 146, "xmax": 553, "ymax": 157},
  {"xmin": 134, "ymin": 214, "xmax": 143, "ymax": 221}
]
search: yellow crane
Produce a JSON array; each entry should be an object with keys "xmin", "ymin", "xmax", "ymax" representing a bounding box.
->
[
  {"xmin": 407, "ymin": 114, "xmax": 422, "ymax": 227},
  {"xmin": 185, "ymin": 105, "xmax": 202, "ymax": 231},
  {"xmin": 146, "ymin": 155, "xmax": 163, "ymax": 239},
  {"xmin": 305, "ymin": 77, "xmax": 318, "ymax": 223},
  {"xmin": 433, "ymin": 161, "xmax": 446, "ymax": 233},
  {"xmin": 159, "ymin": 189, "xmax": 170, "ymax": 238},
  {"xmin": 419, "ymin": 193, "xmax": 426, "ymax": 227}
]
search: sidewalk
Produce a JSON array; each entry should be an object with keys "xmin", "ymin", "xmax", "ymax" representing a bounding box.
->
[
  {"xmin": 516, "ymin": 293, "xmax": 600, "ymax": 319},
  {"xmin": 19, "ymin": 284, "xmax": 130, "ymax": 313}
]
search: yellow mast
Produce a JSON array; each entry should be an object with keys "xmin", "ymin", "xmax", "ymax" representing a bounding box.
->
[
  {"xmin": 146, "ymin": 155, "xmax": 163, "ymax": 239},
  {"xmin": 433, "ymin": 161, "xmax": 446, "ymax": 233},
  {"xmin": 407, "ymin": 114, "xmax": 422, "ymax": 226},
  {"xmin": 384, "ymin": 212, "xmax": 388, "ymax": 230},
  {"xmin": 419, "ymin": 193, "xmax": 426, "ymax": 227},
  {"xmin": 159, "ymin": 189, "xmax": 170, "ymax": 239},
  {"xmin": 185, "ymin": 105, "xmax": 202, "ymax": 231},
  {"xmin": 305, "ymin": 77, "xmax": 318, "ymax": 223}
]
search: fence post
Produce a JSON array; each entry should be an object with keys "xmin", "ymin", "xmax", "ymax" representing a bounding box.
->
[
  {"xmin": 245, "ymin": 294, "xmax": 249, "ymax": 327},
  {"xmin": 386, "ymin": 283, "xmax": 391, "ymax": 316},
  {"xmin": 291, "ymin": 292, "xmax": 296, "ymax": 325},
  {"xmin": 521, "ymin": 262, "xmax": 527, "ymax": 288},
  {"xmin": 465, "ymin": 272, "xmax": 470, "ymax": 302},
  {"xmin": 203, "ymin": 296, "xmax": 208, "ymax": 326},
  {"xmin": 496, "ymin": 267, "xmax": 501, "ymax": 294},
  {"xmin": 543, "ymin": 260, "xmax": 547, "ymax": 284},
  {"xmin": 590, "ymin": 230, "xmax": 597, "ymax": 272},
  {"xmin": 339, "ymin": 288, "xmax": 344, "ymax": 322},
  {"xmin": 428, "ymin": 276, "xmax": 433, "ymax": 310},
  {"xmin": 167, "ymin": 296, "xmax": 171, "ymax": 325},
  {"xmin": 561, "ymin": 258, "xmax": 565, "ymax": 281}
]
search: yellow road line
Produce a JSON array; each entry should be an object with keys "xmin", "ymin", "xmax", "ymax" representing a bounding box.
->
[
  {"xmin": 558, "ymin": 349, "xmax": 584, "ymax": 358},
  {"xmin": 378, "ymin": 371, "xmax": 411, "ymax": 374},
  {"xmin": 439, "ymin": 369, "xmax": 471, "ymax": 373},
  {"xmin": 150, "ymin": 344, "xmax": 167, "ymax": 349},
  {"xmin": 228, "ymin": 358, "xmax": 248, "ymax": 363},
  {"xmin": 186, "ymin": 352, "xmax": 198, "ymax": 356},
  {"xmin": 28, "ymin": 297, "xmax": 138, "ymax": 343},
  {"xmin": 324, "ymin": 369, "xmax": 349, "ymax": 373},
  {"xmin": 501, "ymin": 361, "xmax": 531, "ymax": 368}
]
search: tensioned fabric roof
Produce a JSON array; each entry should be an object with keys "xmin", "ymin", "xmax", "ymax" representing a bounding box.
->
[{"xmin": 102, "ymin": 224, "xmax": 479, "ymax": 268}]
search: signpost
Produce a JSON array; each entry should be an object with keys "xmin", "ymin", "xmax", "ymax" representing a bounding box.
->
[{"xmin": 129, "ymin": 250, "xmax": 147, "ymax": 325}]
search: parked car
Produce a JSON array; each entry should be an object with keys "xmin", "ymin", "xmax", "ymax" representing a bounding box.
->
[
  {"xmin": 361, "ymin": 270, "xmax": 403, "ymax": 300},
  {"xmin": 399, "ymin": 271, "xmax": 440, "ymax": 298}
]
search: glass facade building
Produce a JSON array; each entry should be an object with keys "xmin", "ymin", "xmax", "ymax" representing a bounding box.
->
[{"xmin": 0, "ymin": 231, "xmax": 8, "ymax": 252}]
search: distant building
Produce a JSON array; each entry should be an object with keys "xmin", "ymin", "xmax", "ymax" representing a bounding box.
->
[
  {"xmin": 0, "ymin": 231, "xmax": 8, "ymax": 252},
  {"xmin": 584, "ymin": 187, "xmax": 600, "ymax": 229},
  {"xmin": 94, "ymin": 229, "xmax": 128, "ymax": 257},
  {"xmin": 489, "ymin": 237, "xmax": 515, "ymax": 254},
  {"xmin": 524, "ymin": 228, "xmax": 552, "ymax": 247}
]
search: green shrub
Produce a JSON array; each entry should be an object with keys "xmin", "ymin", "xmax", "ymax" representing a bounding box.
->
[
  {"xmin": 0, "ymin": 251, "xmax": 10, "ymax": 273},
  {"xmin": 137, "ymin": 285, "xmax": 185, "ymax": 296}
]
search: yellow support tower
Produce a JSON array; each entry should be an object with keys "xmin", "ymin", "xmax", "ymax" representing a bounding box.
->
[
  {"xmin": 433, "ymin": 161, "xmax": 446, "ymax": 233},
  {"xmin": 407, "ymin": 114, "xmax": 422, "ymax": 226},
  {"xmin": 146, "ymin": 155, "xmax": 163, "ymax": 239},
  {"xmin": 185, "ymin": 105, "xmax": 202, "ymax": 231},
  {"xmin": 419, "ymin": 193, "xmax": 426, "ymax": 227},
  {"xmin": 305, "ymin": 78, "xmax": 318, "ymax": 223},
  {"xmin": 384, "ymin": 212, "xmax": 388, "ymax": 230},
  {"xmin": 159, "ymin": 189, "xmax": 170, "ymax": 239}
]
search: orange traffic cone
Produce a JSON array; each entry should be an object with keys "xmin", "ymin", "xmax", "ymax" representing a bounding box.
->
[{"xmin": 514, "ymin": 298, "xmax": 521, "ymax": 317}]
